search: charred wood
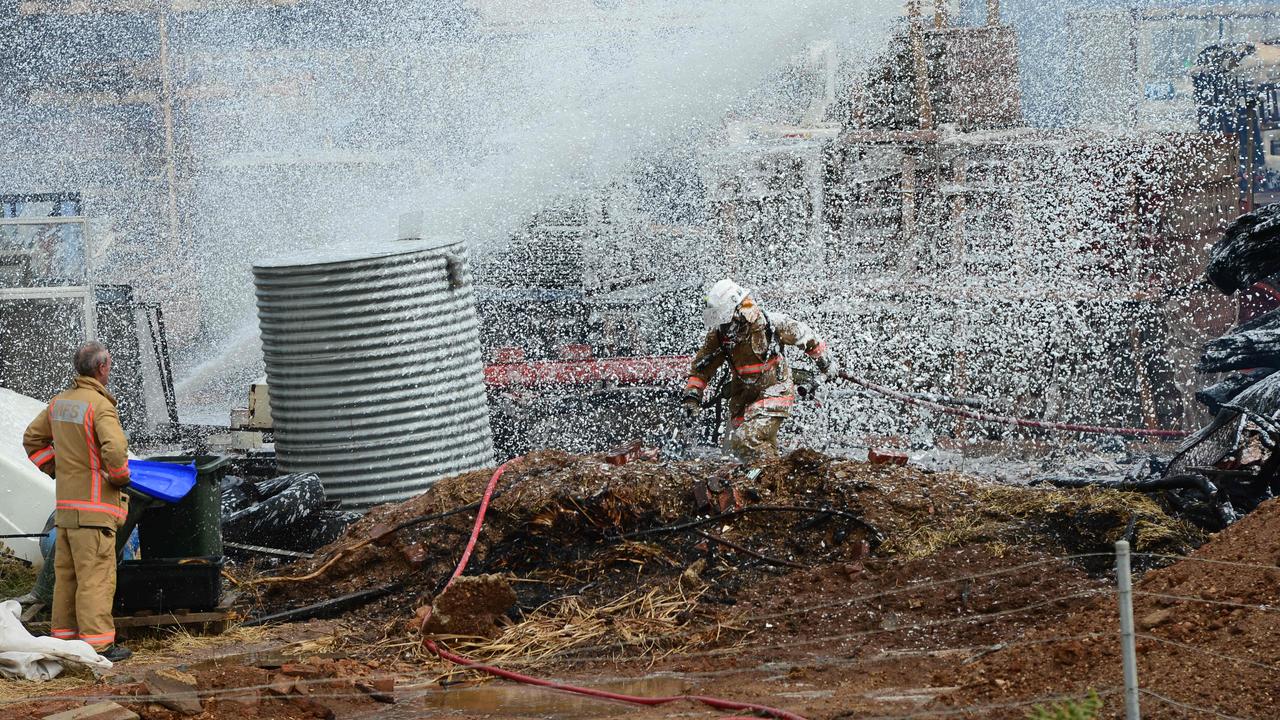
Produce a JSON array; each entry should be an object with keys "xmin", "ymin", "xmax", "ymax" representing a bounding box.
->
[
  {"xmin": 1227, "ymin": 370, "xmax": 1280, "ymax": 418},
  {"xmin": 1199, "ymin": 330, "xmax": 1280, "ymax": 372},
  {"xmin": 1196, "ymin": 369, "xmax": 1278, "ymax": 413},
  {"xmin": 1207, "ymin": 202, "xmax": 1280, "ymax": 295},
  {"xmin": 1041, "ymin": 473, "xmax": 1220, "ymax": 499}
]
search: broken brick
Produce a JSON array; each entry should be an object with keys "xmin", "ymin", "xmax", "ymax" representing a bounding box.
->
[
  {"xmin": 267, "ymin": 676, "xmax": 298, "ymax": 697},
  {"xmin": 356, "ymin": 681, "xmax": 396, "ymax": 704},
  {"xmin": 1139, "ymin": 608, "xmax": 1174, "ymax": 630},
  {"xmin": 280, "ymin": 662, "xmax": 326, "ymax": 678},
  {"xmin": 366, "ymin": 523, "xmax": 399, "ymax": 546},
  {"xmin": 868, "ymin": 448, "xmax": 908, "ymax": 466}
]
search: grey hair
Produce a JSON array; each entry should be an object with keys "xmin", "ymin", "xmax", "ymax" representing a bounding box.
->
[{"xmin": 74, "ymin": 341, "xmax": 110, "ymax": 377}]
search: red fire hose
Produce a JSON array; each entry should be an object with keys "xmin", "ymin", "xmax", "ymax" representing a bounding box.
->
[
  {"xmin": 420, "ymin": 459, "xmax": 809, "ymax": 720},
  {"xmin": 837, "ymin": 372, "xmax": 1189, "ymax": 439}
]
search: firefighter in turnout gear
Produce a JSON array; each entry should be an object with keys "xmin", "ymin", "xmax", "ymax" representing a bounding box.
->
[
  {"xmin": 683, "ymin": 279, "xmax": 837, "ymax": 460},
  {"xmin": 23, "ymin": 342, "xmax": 133, "ymax": 663}
]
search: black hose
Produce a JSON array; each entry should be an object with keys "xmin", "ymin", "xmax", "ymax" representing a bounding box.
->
[
  {"xmin": 612, "ymin": 504, "xmax": 883, "ymax": 549},
  {"xmin": 243, "ymin": 580, "xmax": 407, "ymax": 626}
]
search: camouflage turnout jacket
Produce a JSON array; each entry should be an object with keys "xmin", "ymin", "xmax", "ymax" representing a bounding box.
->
[{"xmin": 686, "ymin": 311, "xmax": 827, "ymax": 422}]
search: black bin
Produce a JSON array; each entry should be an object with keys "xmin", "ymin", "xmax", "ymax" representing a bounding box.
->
[
  {"xmin": 138, "ymin": 455, "xmax": 229, "ymax": 559},
  {"xmin": 113, "ymin": 556, "xmax": 224, "ymax": 613}
]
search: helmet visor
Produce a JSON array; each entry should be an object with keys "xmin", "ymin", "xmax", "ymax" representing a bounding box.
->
[{"xmin": 703, "ymin": 302, "xmax": 735, "ymax": 331}]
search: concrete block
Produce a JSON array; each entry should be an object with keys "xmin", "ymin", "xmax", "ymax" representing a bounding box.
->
[
  {"xmin": 143, "ymin": 668, "xmax": 202, "ymax": 715},
  {"xmin": 42, "ymin": 702, "xmax": 139, "ymax": 720}
]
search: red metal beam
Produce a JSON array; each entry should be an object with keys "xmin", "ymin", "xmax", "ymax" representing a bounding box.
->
[{"xmin": 484, "ymin": 355, "xmax": 691, "ymax": 389}]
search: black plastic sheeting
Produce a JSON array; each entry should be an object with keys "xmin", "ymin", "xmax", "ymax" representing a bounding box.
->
[
  {"xmin": 1207, "ymin": 203, "xmax": 1280, "ymax": 295},
  {"xmin": 1195, "ymin": 368, "xmax": 1279, "ymax": 412},
  {"xmin": 220, "ymin": 473, "xmax": 360, "ymax": 554}
]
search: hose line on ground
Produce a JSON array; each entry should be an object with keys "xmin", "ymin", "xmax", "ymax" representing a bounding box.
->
[{"xmin": 836, "ymin": 371, "xmax": 1189, "ymax": 438}]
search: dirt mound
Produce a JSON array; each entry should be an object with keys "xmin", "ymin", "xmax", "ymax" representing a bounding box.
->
[
  {"xmin": 938, "ymin": 497, "xmax": 1280, "ymax": 719},
  {"xmin": 0, "ymin": 656, "xmax": 391, "ymax": 720},
  {"xmin": 729, "ymin": 545, "xmax": 1104, "ymax": 656},
  {"xmin": 244, "ymin": 450, "xmax": 1201, "ymax": 648},
  {"xmin": 4, "ymin": 450, "xmax": 1233, "ymax": 720},
  {"xmin": 418, "ymin": 574, "xmax": 517, "ymax": 638}
]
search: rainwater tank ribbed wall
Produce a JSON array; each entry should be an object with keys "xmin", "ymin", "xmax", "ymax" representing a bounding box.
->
[{"xmin": 253, "ymin": 240, "xmax": 494, "ymax": 510}]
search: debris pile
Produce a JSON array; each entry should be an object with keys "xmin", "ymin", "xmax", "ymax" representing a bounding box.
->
[
  {"xmin": 1045, "ymin": 203, "xmax": 1280, "ymax": 530},
  {"xmin": 0, "ymin": 451, "xmax": 1250, "ymax": 720},
  {"xmin": 246, "ymin": 449, "xmax": 1203, "ymax": 660},
  {"xmin": 1172, "ymin": 202, "xmax": 1280, "ymax": 525}
]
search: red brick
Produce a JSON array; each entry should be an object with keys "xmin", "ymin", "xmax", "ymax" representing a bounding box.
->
[{"xmin": 868, "ymin": 448, "xmax": 908, "ymax": 466}]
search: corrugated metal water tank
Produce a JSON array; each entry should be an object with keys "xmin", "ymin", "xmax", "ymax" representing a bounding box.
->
[{"xmin": 253, "ymin": 240, "xmax": 494, "ymax": 510}]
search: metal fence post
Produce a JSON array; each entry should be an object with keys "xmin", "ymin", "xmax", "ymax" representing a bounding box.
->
[{"xmin": 1115, "ymin": 540, "xmax": 1141, "ymax": 719}]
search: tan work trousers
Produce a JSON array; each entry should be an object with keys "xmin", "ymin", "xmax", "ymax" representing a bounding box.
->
[
  {"xmin": 51, "ymin": 526, "xmax": 117, "ymax": 650},
  {"xmin": 727, "ymin": 414, "xmax": 785, "ymax": 461}
]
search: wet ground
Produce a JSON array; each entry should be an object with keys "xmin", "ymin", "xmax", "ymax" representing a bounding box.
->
[
  {"xmin": 3, "ymin": 449, "xmax": 1275, "ymax": 719},
  {"xmin": 349, "ymin": 676, "xmax": 690, "ymax": 719}
]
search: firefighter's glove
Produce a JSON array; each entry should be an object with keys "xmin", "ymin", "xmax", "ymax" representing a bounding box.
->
[
  {"xmin": 815, "ymin": 354, "xmax": 840, "ymax": 378},
  {"xmin": 681, "ymin": 387, "xmax": 703, "ymax": 419}
]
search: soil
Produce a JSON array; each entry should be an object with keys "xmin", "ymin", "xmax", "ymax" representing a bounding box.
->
[
  {"xmin": 418, "ymin": 574, "xmax": 517, "ymax": 638},
  {"xmin": 932, "ymin": 496, "xmax": 1280, "ymax": 719},
  {"xmin": 253, "ymin": 449, "xmax": 1201, "ymax": 632},
  {"xmin": 6, "ymin": 449, "xmax": 1272, "ymax": 720}
]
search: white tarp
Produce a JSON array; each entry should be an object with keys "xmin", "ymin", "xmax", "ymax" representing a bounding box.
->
[
  {"xmin": 0, "ymin": 387, "xmax": 56, "ymax": 566},
  {"xmin": 0, "ymin": 600, "xmax": 110, "ymax": 680}
]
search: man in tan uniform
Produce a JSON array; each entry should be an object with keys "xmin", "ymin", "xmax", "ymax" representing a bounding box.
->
[
  {"xmin": 23, "ymin": 341, "xmax": 132, "ymax": 662},
  {"xmin": 683, "ymin": 279, "xmax": 837, "ymax": 460}
]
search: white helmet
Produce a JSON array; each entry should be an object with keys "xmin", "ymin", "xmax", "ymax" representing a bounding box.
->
[{"xmin": 703, "ymin": 278, "xmax": 751, "ymax": 330}]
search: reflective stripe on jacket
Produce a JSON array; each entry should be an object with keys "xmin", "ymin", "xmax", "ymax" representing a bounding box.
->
[
  {"xmin": 23, "ymin": 376, "xmax": 131, "ymax": 529},
  {"xmin": 687, "ymin": 311, "xmax": 826, "ymax": 388},
  {"xmin": 686, "ymin": 310, "xmax": 828, "ymax": 419}
]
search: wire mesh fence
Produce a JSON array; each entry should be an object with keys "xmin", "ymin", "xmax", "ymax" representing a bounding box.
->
[{"xmin": 2, "ymin": 544, "xmax": 1274, "ymax": 719}]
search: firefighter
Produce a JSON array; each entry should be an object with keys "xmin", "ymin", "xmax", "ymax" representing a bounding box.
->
[
  {"xmin": 682, "ymin": 279, "xmax": 837, "ymax": 460},
  {"xmin": 23, "ymin": 341, "xmax": 132, "ymax": 662}
]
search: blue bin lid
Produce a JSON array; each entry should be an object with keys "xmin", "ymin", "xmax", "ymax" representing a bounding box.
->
[{"xmin": 127, "ymin": 459, "xmax": 198, "ymax": 503}]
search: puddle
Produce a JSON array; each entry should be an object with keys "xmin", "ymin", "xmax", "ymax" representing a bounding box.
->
[
  {"xmin": 863, "ymin": 686, "xmax": 960, "ymax": 705},
  {"xmin": 357, "ymin": 675, "xmax": 690, "ymax": 718}
]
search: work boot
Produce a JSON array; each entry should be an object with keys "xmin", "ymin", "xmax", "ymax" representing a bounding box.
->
[{"xmin": 99, "ymin": 644, "xmax": 132, "ymax": 662}]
